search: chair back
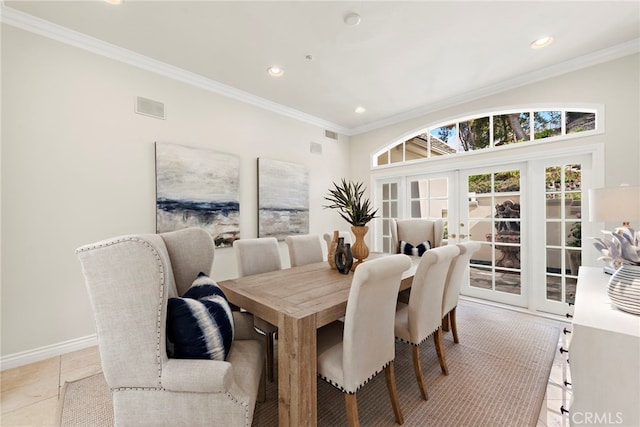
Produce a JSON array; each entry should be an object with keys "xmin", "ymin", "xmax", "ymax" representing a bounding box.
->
[
  {"xmin": 323, "ymin": 230, "xmax": 354, "ymax": 251},
  {"xmin": 234, "ymin": 237, "xmax": 282, "ymax": 277},
  {"xmin": 442, "ymin": 242, "xmax": 481, "ymax": 315},
  {"xmin": 342, "ymin": 254, "xmax": 411, "ymax": 392},
  {"xmin": 76, "ymin": 227, "xmax": 215, "ymax": 389},
  {"xmin": 285, "ymin": 234, "xmax": 324, "ymax": 267},
  {"xmin": 407, "ymin": 245, "xmax": 460, "ymax": 343},
  {"xmin": 161, "ymin": 228, "xmax": 216, "ymax": 296},
  {"xmin": 390, "ymin": 218, "xmax": 444, "ymax": 253}
]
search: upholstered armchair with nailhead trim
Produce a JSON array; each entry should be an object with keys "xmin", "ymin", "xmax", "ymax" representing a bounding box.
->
[{"xmin": 76, "ymin": 227, "xmax": 265, "ymax": 427}]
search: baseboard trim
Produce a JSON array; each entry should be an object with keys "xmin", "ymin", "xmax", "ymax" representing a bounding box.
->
[
  {"xmin": 459, "ymin": 295, "xmax": 569, "ymax": 323},
  {"xmin": 0, "ymin": 334, "xmax": 98, "ymax": 371}
]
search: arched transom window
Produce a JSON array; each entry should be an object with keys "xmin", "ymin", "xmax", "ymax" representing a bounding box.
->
[{"xmin": 374, "ymin": 107, "xmax": 598, "ymax": 167}]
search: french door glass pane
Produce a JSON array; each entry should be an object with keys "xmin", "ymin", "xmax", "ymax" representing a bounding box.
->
[
  {"xmin": 429, "ymin": 177, "xmax": 448, "ymax": 197},
  {"xmin": 467, "ymin": 170, "xmax": 521, "ymax": 294},
  {"xmin": 544, "ymin": 164, "xmax": 582, "ymax": 304},
  {"xmin": 408, "ymin": 178, "xmax": 448, "ymax": 219},
  {"xmin": 470, "ymin": 265, "xmax": 492, "ymax": 289},
  {"xmin": 381, "ymin": 182, "xmax": 399, "ymax": 253},
  {"xmin": 407, "ymin": 177, "xmax": 448, "ymax": 241}
]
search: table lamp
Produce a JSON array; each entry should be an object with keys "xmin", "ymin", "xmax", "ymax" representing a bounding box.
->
[{"xmin": 588, "ymin": 185, "xmax": 640, "ymax": 314}]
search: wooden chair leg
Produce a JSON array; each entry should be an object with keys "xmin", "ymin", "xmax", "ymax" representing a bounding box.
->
[
  {"xmin": 266, "ymin": 332, "xmax": 274, "ymax": 382},
  {"xmin": 344, "ymin": 393, "xmax": 360, "ymax": 427},
  {"xmin": 257, "ymin": 363, "xmax": 266, "ymax": 402},
  {"xmin": 411, "ymin": 345, "xmax": 428, "ymax": 400},
  {"xmin": 450, "ymin": 307, "xmax": 460, "ymax": 344},
  {"xmin": 434, "ymin": 327, "xmax": 449, "ymax": 376},
  {"xmin": 384, "ymin": 362, "xmax": 404, "ymax": 425},
  {"xmin": 441, "ymin": 312, "xmax": 450, "ymax": 332}
]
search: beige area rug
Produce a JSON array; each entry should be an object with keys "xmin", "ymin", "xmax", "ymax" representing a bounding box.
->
[{"xmin": 58, "ymin": 301, "xmax": 561, "ymax": 426}]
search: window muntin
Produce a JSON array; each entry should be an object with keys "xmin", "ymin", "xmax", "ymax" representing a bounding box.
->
[{"xmin": 373, "ymin": 108, "xmax": 598, "ymax": 167}]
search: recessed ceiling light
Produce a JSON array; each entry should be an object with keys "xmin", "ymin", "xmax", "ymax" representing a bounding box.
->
[
  {"xmin": 344, "ymin": 12, "xmax": 361, "ymax": 26},
  {"xmin": 267, "ymin": 66, "xmax": 284, "ymax": 77},
  {"xmin": 530, "ymin": 36, "xmax": 553, "ymax": 49},
  {"xmin": 355, "ymin": 106, "xmax": 366, "ymax": 114},
  {"xmin": 104, "ymin": 0, "xmax": 123, "ymax": 4}
]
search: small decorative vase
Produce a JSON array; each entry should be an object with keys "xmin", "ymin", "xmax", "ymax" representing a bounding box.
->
[
  {"xmin": 328, "ymin": 230, "xmax": 339, "ymax": 270},
  {"xmin": 608, "ymin": 264, "xmax": 640, "ymax": 315},
  {"xmin": 335, "ymin": 238, "xmax": 353, "ymax": 274},
  {"xmin": 350, "ymin": 225, "xmax": 369, "ymax": 271}
]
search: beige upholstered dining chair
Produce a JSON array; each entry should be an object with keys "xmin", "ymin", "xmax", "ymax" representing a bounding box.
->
[
  {"xmin": 76, "ymin": 228, "xmax": 265, "ymax": 426},
  {"xmin": 390, "ymin": 218, "xmax": 445, "ymax": 254},
  {"xmin": 323, "ymin": 230, "xmax": 354, "ymax": 250},
  {"xmin": 285, "ymin": 234, "xmax": 324, "ymax": 267},
  {"xmin": 317, "ymin": 254, "xmax": 412, "ymax": 427},
  {"xmin": 233, "ymin": 237, "xmax": 282, "ymax": 382},
  {"xmin": 394, "ymin": 245, "xmax": 460, "ymax": 400},
  {"xmin": 442, "ymin": 242, "xmax": 482, "ymax": 343}
]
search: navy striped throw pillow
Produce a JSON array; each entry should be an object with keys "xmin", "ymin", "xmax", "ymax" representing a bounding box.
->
[
  {"xmin": 166, "ymin": 273, "xmax": 235, "ymax": 361},
  {"xmin": 400, "ymin": 240, "xmax": 431, "ymax": 256}
]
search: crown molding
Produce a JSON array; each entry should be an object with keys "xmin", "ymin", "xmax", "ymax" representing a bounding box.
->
[
  {"xmin": 349, "ymin": 38, "xmax": 640, "ymax": 135},
  {"xmin": 0, "ymin": 5, "xmax": 350, "ymax": 135},
  {"xmin": 2, "ymin": 5, "xmax": 637, "ymax": 137}
]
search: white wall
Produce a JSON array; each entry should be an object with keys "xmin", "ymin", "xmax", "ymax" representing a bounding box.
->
[
  {"xmin": 1, "ymin": 25, "xmax": 350, "ymax": 360},
  {"xmin": 3, "ymin": 22, "xmax": 639, "ymax": 365}
]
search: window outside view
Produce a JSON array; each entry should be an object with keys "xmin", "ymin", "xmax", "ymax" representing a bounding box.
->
[
  {"xmin": 467, "ymin": 171, "xmax": 523, "ymax": 296},
  {"xmin": 375, "ymin": 109, "xmax": 596, "ymax": 166}
]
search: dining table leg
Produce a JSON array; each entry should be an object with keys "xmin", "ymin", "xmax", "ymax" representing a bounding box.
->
[{"xmin": 278, "ymin": 312, "xmax": 317, "ymax": 426}]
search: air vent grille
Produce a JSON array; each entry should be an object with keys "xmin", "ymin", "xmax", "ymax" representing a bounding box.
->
[
  {"xmin": 135, "ymin": 96, "xmax": 165, "ymax": 120},
  {"xmin": 324, "ymin": 130, "xmax": 338, "ymax": 140},
  {"xmin": 310, "ymin": 141, "xmax": 322, "ymax": 154}
]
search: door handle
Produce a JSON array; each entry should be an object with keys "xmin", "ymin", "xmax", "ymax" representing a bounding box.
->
[
  {"xmin": 459, "ymin": 234, "xmax": 472, "ymax": 239},
  {"xmin": 450, "ymin": 233, "xmax": 457, "ymax": 238}
]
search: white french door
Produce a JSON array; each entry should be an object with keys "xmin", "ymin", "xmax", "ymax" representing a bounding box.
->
[
  {"xmin": 373, "ymin": 150, "xmax": 596, "ymax": 316},
  {"xmin": 458, "ymin": 164, "xmax": 528, "ymax": 307},
  {"xmin": 530, "ymin": 154, "xmax": 591, "ymax": 315}
]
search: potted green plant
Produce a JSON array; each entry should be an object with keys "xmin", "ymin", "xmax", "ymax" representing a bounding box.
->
[
  {"xmin": 324, "ymin": 179, "xmax": 378, "ymax": 226},
  {"xmin": 324, "ymin": 179, "xmax": 378, "ymax": 269}
]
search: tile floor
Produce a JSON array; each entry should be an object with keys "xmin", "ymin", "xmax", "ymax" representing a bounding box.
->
[
  {"xmin": 1, "ymin": 346, "xmax": 102, "ymax": 426},
  {"xmin": 0, "ymin": 322, "xmax": 572, "ymax": 427}
]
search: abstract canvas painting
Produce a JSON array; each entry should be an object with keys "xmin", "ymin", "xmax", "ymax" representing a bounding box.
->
[
  {"xmin": 156, "ymin": 142, "xmax": 240, "ymax": 247},
  {"xmin": 258, "ymin": 158, "xmax": 309, "ymax": 240}
]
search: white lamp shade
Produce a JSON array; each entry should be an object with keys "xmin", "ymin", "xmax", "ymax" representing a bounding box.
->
[{"xmin": 588, "ymin": 186, "xmax": 640, "ymax": 223}]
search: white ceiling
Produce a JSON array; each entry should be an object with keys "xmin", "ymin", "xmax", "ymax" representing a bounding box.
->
[{"xmin": 3, "ymin": 1, "xmax": 639, "ymax": 134}]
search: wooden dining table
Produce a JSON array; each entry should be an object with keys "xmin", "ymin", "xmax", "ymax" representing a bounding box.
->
[{"xmin": 217, "ymin": 254, "xmax": 419, "ymax": 427}]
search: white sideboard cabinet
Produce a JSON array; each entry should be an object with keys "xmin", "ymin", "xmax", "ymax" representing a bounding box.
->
[{"xmin": 569, "ymin": 267, "xmax": 640, "ymax": 426}]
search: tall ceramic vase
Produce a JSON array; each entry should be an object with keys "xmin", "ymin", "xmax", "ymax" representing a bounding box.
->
[{"xmin": 350, "ymin": 225, "xmax": 369, "ymax": 271}]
